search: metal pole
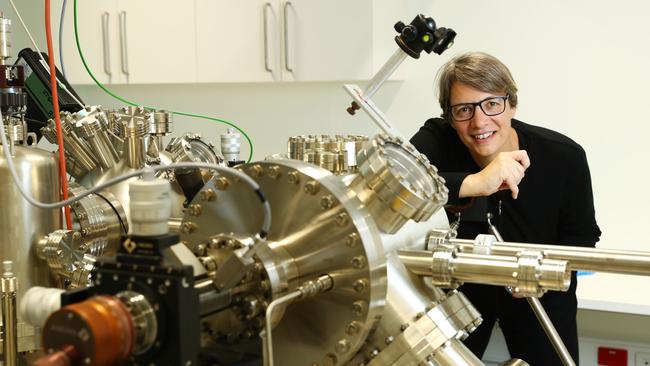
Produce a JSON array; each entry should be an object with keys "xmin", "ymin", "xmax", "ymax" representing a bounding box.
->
[
  {"xmin": 527, "ymin": 297, "xmax": 576, "ymax": 366},
  {"xmin": 1, "ymin": 260, "xmax": 18, "ymax": 366}
]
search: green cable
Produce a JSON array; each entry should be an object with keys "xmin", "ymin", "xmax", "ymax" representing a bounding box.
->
[{"xmin": 72, "ymin": 0, "xmax": 253, "ymax": 162}]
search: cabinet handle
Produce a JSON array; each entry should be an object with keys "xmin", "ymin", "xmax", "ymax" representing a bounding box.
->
[
  {"xmin": 119, "ymin": 11, "xmax": 129, "ymax": 76},
  {"xmin": 263, "ymin": 3, "xmax": 273, "ymax": 73},
  {"xmin": 283, "ymin": 1, "xmax": 293, "ymax": 72},
  {"xmin": 101, "ymin": 12, "xmax": 112, "ymax": 77}
]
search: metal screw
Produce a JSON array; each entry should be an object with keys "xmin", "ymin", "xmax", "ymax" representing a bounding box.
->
[
  {"xmin": 287, "ymin": 171, "xmax": 300, "ymax": 184},
  {"xmin": 400, "ymin": 323, "xmax": 409, "ymax": 331},
  {"xmin": 267, "ymin": 165, "xmax": 281, "ymax": 179},
  {"xmin": 187, "ymin": 204, "xmax": 202, "ymax": 216},
  {"xmin": 249, "ymin": 164, "xmax": 264, "ymax": 178},
  {"xmin": 180, "ymin": 222, "xmax": 197, "ymax": 234},
  {"xmin": 215, "ymin": 177, "xmax": 231, "ymax": 190},
  {"xmin": 353, "ymin": 279, "xmax": 368, "ymax": 292},
  {"xmin": 324, "ymin": 354, "xmax": 337, "ymax": 366},
  {"xmin": 335, "ymin": 212, "xmax": 349, "ymax": 227},
  {"xmin": 415, "ymin": 311, "xmax": 425, "ymax": 320},
  {"xmin": 346, "ymin": 233, "xmax": 359, "ymax": 248},
  {"xmin": 346, "ymin": 321, "xmax": 360, "ymax": 335},
  {"xmin": 352, "ymin": 301, "xmax": 365, "ymax": 316},
  {"xmin": 200, "ymin": 188, "xmax": 216, "ymax": 202},
  {"xmin": 196, "ymin": 244, "xmax": 207, "ymax": 256},
  {"xmin": 320, "ymin": 195, "xmax": 334, "ymax": 209},
  {"xmin": 304, "ymin": 180, "xmax": 320, "ymax": 195},
  {"xmin": 351, "ymin": 256, "xmax": 366, "ymax": 269},
  {"xmin": 369, "ymin": 349, "xmax": 380, "ymax": 359},
  {"xmin": 335, "ymin": 339, "xmax": 350, "ymax": 354},
  {"xmin": 385, "ymin": 336, "xmax": 394, "ymax": 345}
]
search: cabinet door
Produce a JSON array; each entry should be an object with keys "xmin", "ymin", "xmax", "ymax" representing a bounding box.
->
[
  {"xmin": 195, "ymin": 0, "xmax": 281, "ymax": 82},
  {"xmin": 115, "ymin": 0, "xmax": 197, "ymax": 84},
  {"xmin": 54, "ymin": 0, "xmax": 122, "ymax": 85},
  {"xmin": 281, "ymin": 0, "xmax": 373, "ymax": 81}
]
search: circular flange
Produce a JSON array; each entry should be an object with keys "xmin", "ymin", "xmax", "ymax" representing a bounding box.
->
[{"xmin": 180, "ymin": 160, "xmax": 386, "ymax": 365}]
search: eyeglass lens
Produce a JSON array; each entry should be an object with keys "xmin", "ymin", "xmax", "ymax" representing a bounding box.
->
[{"xmin": 451, "ymin": 97, "xmax": 507, "ymax": 121}]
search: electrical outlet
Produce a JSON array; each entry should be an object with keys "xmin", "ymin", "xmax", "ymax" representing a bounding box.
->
[{"xmin": 637, "ymin": 352, "xmax": 650, "ymax": 366}]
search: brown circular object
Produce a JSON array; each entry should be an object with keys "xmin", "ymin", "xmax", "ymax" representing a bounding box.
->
[{"xmin": 42, "ymin": 296, "xmax": 135, "ymax": 366}]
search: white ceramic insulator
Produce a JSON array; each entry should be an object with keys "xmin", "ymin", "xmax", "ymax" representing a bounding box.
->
[
  {"xmin": 19, "ymin": 286, "xmax": 65, "ymax": 327},
  {"xmin": 221, "ymin": 128, "xmax": 241, "ymax": 162},
  {"xmin": 129, "ymin": 172, "xmax": 171, "ymax": 236}
]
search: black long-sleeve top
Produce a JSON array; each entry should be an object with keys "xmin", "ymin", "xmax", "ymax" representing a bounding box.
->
[{"xmin": 410, "ymin": 117, "xmax": 601, "ymax": 247}]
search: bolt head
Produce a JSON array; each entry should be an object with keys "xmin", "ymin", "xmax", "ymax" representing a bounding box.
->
[
  {"xmin": 215, "ymin": 177, "xmax": 231, "ymax": 190},
  {"xmin": 335, "ymin": 339, "xmax": 350, "ymax": 354},
  {"xmin": 287, "ymin": 171, "xmax": 300, "ymax": 184},
  {"xmin": 304, "ymin": 180, "xmax": 320, "ymax": 195},
  {"xmin": 200, "ymin": 188, "xmax": 216, "ymax": 202},
  {"xmin": 267, "ymin": 165, "xmax": 281, "ymax": 179},
  {"xmin": 335, "ymin": 212, "xmax": 349, "ymax": 226}
]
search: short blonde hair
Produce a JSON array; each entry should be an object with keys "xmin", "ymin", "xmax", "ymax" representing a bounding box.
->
[{"xmin": 437, "ymin": 52, "xmax": 518, "ymax": 119}]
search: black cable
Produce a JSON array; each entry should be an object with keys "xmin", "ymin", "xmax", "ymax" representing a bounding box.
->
[{"xmin": 92, "ymin": 191, "xmax": 128, "ymax": 234}]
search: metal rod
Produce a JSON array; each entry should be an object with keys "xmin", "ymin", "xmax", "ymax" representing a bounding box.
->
[
  {"xmin": 264, "ymin": 290, "xmax": 302, "ymax": 366},
  {"xmin": 363, "ymin": 48, "xmax": 408, "ymax": 100},
  {"xmin": 1, "ymin": 261, "xmax": 18, "ymax": 366},
  {"xmin": 445, "ymin": 238, "xmax": 650, "ymax": 276},
  {"xmin": 527, "ymin": 297, "xmax": 576, "ymax": 366}
]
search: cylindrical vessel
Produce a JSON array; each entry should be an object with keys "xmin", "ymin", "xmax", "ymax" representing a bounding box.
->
[{"xmin": 0, "ymin": 144, "xmax": 59, "ymax": 351}]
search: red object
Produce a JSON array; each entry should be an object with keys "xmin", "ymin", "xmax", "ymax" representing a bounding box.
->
[{"xmin": 598, "ymin": 346, "xmax": 628, "ymax": 366}]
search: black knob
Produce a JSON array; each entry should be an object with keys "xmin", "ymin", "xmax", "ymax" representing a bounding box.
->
[
  {"xmin": 394, "ymin": 21, "xmax": 405, "ymax": 33},
  {"xmin": 402, "ymin": 25, "xmax": 418, "ymax": 42}
]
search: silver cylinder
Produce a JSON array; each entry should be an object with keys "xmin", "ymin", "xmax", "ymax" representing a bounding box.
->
[
  {"xmin": 122, "ymin": 120, "xmax": 147, "ymax": 169},
  {"xmin": 0, "ymin": 144, "xmax": 59, "ymax": 352},
  {"xmin": 221, "ymin": 128, "xmax": 241, "ymax": 163},
  {"xmin": 76, "ymin": 119, "xmax": 119, "ymax": 170}
]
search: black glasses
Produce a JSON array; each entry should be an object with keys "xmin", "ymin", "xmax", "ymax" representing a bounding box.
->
[{"xmin": 448, "ymin": 95, "xmax": 509, "ymax": 122}]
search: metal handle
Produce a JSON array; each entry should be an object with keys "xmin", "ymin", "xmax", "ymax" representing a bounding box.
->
[
  {"xmin": 119, "ymin": 11, "xmax": 129, "ymax": 76},
  {"xmin": 101, "ymin": 12, "xmax": 112, "ymax": 77},
  {"xmin": 283, "ymin": 1, "xmax": 293, "ymax": 72},
  {"xmin": 262, "ymin": 3, "xmax": 273, "ymax": 72}
]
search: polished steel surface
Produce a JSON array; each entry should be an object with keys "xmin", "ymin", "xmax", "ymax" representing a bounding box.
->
[
  {"xmin": 349, "ymin": 134, "xmax": 448, "ymax": 233},
  {"xmin": 0, "ymin": 16, "xmax": 11, "ymax": 63},
  {"xmin": 181, "ymin": 160, "xmax": 386, "ymax": 366},
  {"xmin": 116, "ymin": 291, "xmax": 157, "ymax": 355},
  {"xmin": 74, "ymin": 107, "xmax": 119, "ymax": 170},
  {"xmin": 0, "ymin": 144, "xmax": 59, "ymax": 351}
]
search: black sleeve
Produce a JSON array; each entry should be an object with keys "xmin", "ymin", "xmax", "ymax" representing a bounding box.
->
[
  {"xmin": 410, "ymin": 119, "xmax": 472, "ymax": 206},
  {"xmin": 558, "ymin": 148, "xmax": 601, "ymax": 247}
]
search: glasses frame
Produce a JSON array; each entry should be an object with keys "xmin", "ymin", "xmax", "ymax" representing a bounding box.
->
[{"xmin": 448, "ymin": 95, "xmax": 510, "ymax": 122}]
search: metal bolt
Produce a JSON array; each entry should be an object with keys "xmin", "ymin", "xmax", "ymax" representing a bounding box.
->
[
  {"xmin": 324, "ymin": 354, "xmax": 337, "ymax": 366},
  {"xmin": 346, "ymin": 233, "xmax": 360, "ymax": 248},
  {"xmin": 180, "ymin": 222, "xmax": 197, "ymax": 234},
  {"xmin": 353, "ymin": 279, "xmax": 368, "ymax": 292},
  {"xmin": 215, "ymin": 177, "xmax": 231, "ymax": 190},
  {"xmin": 335, "ymin": 212, "xmax": 349, "ymax": 227},
  {"xmin": 267, "ymin": 165, "xmax": 281, "ymax": 179},
  {"xmin": 158, "ymin": 284, "xmax": 167, "ymax": 294},
  {"xmin": 304, "ymin": 180, "xmax": 320, "ymax": 195},
  {"xmin": 200, "ymin": 188, "xmax": 216, "ymax": 202},
  {"xmin": 415, "ymin": 311, "xmax": 425, "ymax": 320},
  {"xmin": 346, "ymin": 321, "xmax": 360, "ymax": 335},
  {"xmin": 287, "ymin": 171, "xmax": 300, "ymax": 184},
  {"xmin": 320, "ymin": 195, "xmax": 335, "ymax": 209},
  {"xmin": 335, "ymin": 339, "xmax": 350, "ymax": 354},
  {"xmin": 249, "ymin": 164, "xmax": 264, "ymax": 178},
  {"xmin": 187, "ymin": 204, "xmax": 202, "ymax": 216},
  {"xmin": 352, "ymin": 301, "xmax": 365, "ymax": 316},
  {"xmin": 351, "ymin": 256, "xmax": 366, "ymax": 269},
  {"xmin": 369, "ymin": 349, "xmax": 380, "ymax": 359},
  {"xmin": 400, "ymin": 323, "xmax": 409, "ymax": 331},
  {"xmin": 196, "ymin": 244, "xmax": 207, "ymax": 256},
  {"xmin": 385, "ymin": 336, "xmax": 394, "ymax": 345}
]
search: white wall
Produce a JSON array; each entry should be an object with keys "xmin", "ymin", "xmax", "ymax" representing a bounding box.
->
[{"xmin": 9, "ymin": 0, "xmax": 650, "ymax": 255}]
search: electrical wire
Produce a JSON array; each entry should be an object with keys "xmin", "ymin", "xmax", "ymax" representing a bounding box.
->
[
  {"xmin": 0, "ymin": 110, "xmax": 271, "ymax": 236},
  {"xmin": 59, "ymin": 0, "xmax": 67, "ymax": 78},
  {"xmin": 7, "ymin": 0, "xmax": 84, "ymax": 108},
  {"xmin": 45, "ymin": 0, "xmax": 72, "ymax": 229},
  {"xmin": 71, "ymin": 0, "xmax": 254, "ymax": 163}
]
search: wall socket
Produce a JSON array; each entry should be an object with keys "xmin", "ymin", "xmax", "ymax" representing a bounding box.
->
[{"xmin": 637, "ymin": 352, "xmax": 650, "ymax": 366}]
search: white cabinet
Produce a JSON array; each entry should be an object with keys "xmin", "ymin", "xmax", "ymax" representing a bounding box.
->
[
  {"xmin": 195, "ymin": 0, "xmax": 374, "ymax": 82},
  {"xmin": 56, "ymin": 0, "xmax": 196, "ymax": 85}
]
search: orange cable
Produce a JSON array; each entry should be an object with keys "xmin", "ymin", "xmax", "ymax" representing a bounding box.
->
[{"xmin": 45, "ymin": 0, "xmax": 72, "ymax": 229}]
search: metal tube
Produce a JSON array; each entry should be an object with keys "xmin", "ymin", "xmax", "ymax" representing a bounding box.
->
[
  {"xmin": 363, "ymin": 48, "xmax": 408, "ymax": 100},
  {"xmin": 527, "ymin": 297, "xmax": 576, "ymax": 366},
  {"xmin": 1, "ymin": 260, "xmax": 18, "ymax": 366},
  {"xmin": 446, "ymin": 238, "xmax": 650, "ymax": 276},
  {"xmin": 264, "ymin": 290, "xmax": 302, "ymax": 366}
]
